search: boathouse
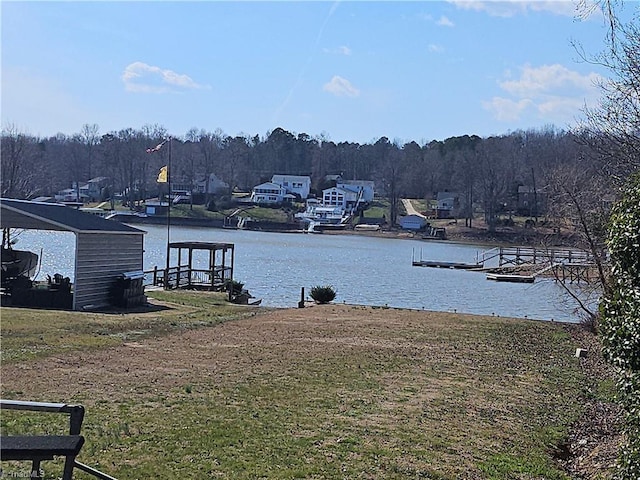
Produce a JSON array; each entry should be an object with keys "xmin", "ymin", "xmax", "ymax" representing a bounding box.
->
[{"xmin": 1, "ymin": 198, "xmax": 145, "ymax": 311}]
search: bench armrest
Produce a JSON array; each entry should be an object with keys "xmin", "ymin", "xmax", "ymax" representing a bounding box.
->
[{"xmin": 0, "ymin": 399, "xmax": 85, "ymax": 435}]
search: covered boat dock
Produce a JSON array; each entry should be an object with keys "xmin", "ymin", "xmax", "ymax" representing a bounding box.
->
[
  {"xmin": 148, "ymin": 241, "xmax": 235, "ymax": 291},
  {"xmin": 1, "ymin": 198, "xmax": 146, "ymax": 310}
]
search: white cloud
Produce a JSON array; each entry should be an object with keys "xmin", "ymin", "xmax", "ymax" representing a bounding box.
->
[
  {"xmin": 323, "ymin": 76, "xmax": 360, "ymax": 97},
  {"xmin": 437, "ymin": 15, "xmax": 455, "ymax": 27},
  {"xmin": 449, "ymin": 1, "xmax": 578, "ymax": 18},
  {"xmin": 122, "ymin": 62, "xmax": 209, "ymax": 93},
  {"xmin": 428, "ymin": 44, "xmax": 445, "ymax": 53},
  {"xmin": 323, "ymin": 45, "xmax": 352, "ymax": 56},
  {"xmin": 484, "ymin": 63, "xmax": 602, "ymax": 124},
  {"xmin": 499, "ymin": 64, "xmax": 600, "ymax": 96},
  {"xmin": 484, "ymin": 97, "xmax": 533, "ymax": 121}
]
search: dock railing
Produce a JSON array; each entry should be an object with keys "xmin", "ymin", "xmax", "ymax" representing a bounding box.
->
[
  {"xmin": 145, "ymin": 265, "xmax": 232, "ymax": 291},
  {"xmin": 476, "ymin": 246, "xmax": 595, "ymax": 267}
]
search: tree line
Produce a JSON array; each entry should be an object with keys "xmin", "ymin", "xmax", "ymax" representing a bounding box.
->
[{"xmin": 1, "ymin": 122, "xmax": 609, "ymax": 230}]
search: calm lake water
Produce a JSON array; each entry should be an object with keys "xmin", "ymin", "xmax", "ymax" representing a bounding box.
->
[{"xmin": 12, "ymin": 224, "xmax": 587, "ymax": 323}]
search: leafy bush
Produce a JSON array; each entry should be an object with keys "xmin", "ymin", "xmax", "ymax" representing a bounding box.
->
[
  {"xmin": 600, "ymin": 173, "xmax": 640, "ymax": 479},
  {"xmin": 310, "ymin": 285, "xmax": 336, "ymax": 304}
]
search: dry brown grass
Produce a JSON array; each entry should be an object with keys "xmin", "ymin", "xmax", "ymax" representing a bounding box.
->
[{"xmin": 0, "ymin": 296, "xmax": 610, "ymax": 479}]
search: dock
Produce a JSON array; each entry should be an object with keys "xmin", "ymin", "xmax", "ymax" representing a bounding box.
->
[
  {"xmin": 486, "ymin": 273, "xmax": 535, "ymax": 283},
  {"xmin": 412, "ymin": 245, "xmax": 602, "ymax": 284},
  {"xmin": 412, "ymin": 260, "xmax": 482, "ymax": 270},
  {"xmin": 146, "ymin": 241, "xmax": 235, "ymax": 291}
]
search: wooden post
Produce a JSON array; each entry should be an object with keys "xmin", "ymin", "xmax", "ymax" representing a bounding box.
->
[{"xmin": 298, "ymin": 287, "xmax": 305, "ymax": 308}]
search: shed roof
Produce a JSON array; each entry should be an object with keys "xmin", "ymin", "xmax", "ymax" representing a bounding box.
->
[
  {"xmin": 1, "ymin": 198, "xmax": 144, "ymax": 234},
  {"xmin": 170, "ymin": 241, "xmax": 234, "ymax": 250}
]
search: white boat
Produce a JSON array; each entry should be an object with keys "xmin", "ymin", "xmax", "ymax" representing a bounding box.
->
[
  {"xmin": 296, "ymin": 201, "xmax": 353, "ymax": 233},
  {"xmin": 2, "ymin": 247, "xmax": 39, "ymax": 279}
]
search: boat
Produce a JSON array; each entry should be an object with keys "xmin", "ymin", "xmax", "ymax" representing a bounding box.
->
[
  {"xmin": 354, "ymin": 224, "xmax": 381, "ymax": 232},
  {"xmin": 1, "ymin": 247, "xmax": 39, "ymax": 280},
  {"xmin": 306, "ymin": 221, "xmax": 350, "ymax": 233},
  {"xmin": 1, "ymin": 229, "xmax": 40, "ymax": 282},
  {"xmin": 296, "ymin": 200, "xmax": 354, "ymax": 233}
]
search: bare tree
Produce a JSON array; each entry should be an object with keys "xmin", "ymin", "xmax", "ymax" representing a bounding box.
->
[
  {"xmin": 574, "ymin": 1, "xmax": 640, "ymax": 183},
  {"xmin": 79, "ymin": 123, "xmax": 100, "ymax": 181},
  {"xmin": 476, "ymin": 136, "xmax": 510, "ymax": 232},
  {"xmin": 1, "ymin": 125, "xmax": 38, "ymax": 198}
]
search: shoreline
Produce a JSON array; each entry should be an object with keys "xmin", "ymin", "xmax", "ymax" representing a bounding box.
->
[{"xmin": 115, "ymin": 214, "xmax": 579, "ymax": 250}]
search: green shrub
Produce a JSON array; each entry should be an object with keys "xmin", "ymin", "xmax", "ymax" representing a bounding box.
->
[
  {"xmin": 600, "ymin": 173, "xmax": 640, "ymax": 479},
  {"xmin": 223, "ymin": 279, "xmax": 244, "ymax": 295},
  {"xmin": 310, "ymin": 285, "xmax": 336, "ymax": 304}
]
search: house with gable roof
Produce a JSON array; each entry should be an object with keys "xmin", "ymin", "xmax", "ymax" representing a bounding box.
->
[
  {"xmin": 271, "ymin": 174, "xmax": 311, "ymax": 200},
  {"xmin": 251, "ymin": 182, "xmax": 290, "ymax": 205}
]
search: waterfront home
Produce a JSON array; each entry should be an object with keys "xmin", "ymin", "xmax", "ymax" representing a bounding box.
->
[
  {"xmin": 176, "ymin": 173, "xmax": 229, "ymax": 197},
  {"xmin": 517, "ymin": 185, "xmax": 547, "ymax": 216},
  {"xmin": 251, "ymin": 182, "xmax": 292, "ymax": 205},
  {"xmin": 55, "ymin": 188, "xmax": 89, "ymax": 203},
  {"xmin": 337, "ymin": 180, "xmax": 375, "ymax": 203},
  {"xmin": 271, "ymin": 174, "xmax": 311, "ymax": 200},
  {"xmin": 82, "ymin": 177, "xmax": 109, "ymax": 202},
  {"xmin": 322, "ymin": 186, "xmax": 361, "ymax": 211},
  {"xmin": 436, "ymin": 192, "xmax": 461, "ymax": 219}
]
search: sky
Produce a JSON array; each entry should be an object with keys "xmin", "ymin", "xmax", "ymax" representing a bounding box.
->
[{"xmin": 1, "ymin": 1, "xmax": 637, "ymax": 145}]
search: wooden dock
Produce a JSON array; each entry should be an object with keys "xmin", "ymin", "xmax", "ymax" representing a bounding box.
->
[
  {"xmin": 412, "ymin": 260, "xmax": 482, "ymax": 270},
  {"xmin": 478, "ymin": 246, "xmax": 595, "ymax": 267},
  {"xmin": 412, "ymin": 246, "xmax": 602, "ymax": 284}
]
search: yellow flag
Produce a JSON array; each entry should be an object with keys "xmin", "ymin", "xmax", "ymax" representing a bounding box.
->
[{"xmin": 157, "ymin": 166, "xmax": 168, "ymax": 183}]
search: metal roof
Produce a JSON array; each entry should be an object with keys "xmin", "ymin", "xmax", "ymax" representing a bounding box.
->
[
  {"xmin": 169, "ymin": 241, "xmax": 234, "ymax": 250},
  {"xmin": 1, "ymin": 198, "xmax": 145, "ymax": 234}
]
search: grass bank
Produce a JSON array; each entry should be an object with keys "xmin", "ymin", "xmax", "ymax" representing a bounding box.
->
[{"xmin": 1, "ymin": 292, "xmax": 598, "ymax": 479}]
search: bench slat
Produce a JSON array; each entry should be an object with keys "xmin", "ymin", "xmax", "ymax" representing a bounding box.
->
[
  {"xmin": 1, "ymin": 435, "xmax": 84, "ymax": 461},
  {"xmin": 0, "ymin": 400, "xmax": 68, "ymax": 412}
]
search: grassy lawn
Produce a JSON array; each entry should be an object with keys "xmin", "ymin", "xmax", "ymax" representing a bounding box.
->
[
  {"xmin": 0, "ymin": 293, "xmax": 594, "ymax": 479},
  {"xmin": 0, "ymin": 291, "xmax": 250, "ymax": 363}
]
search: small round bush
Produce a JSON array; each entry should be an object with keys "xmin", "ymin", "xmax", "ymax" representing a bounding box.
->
[{"xmin": 310, "ymin": 285, "xmax": 336, "ymax": 304}]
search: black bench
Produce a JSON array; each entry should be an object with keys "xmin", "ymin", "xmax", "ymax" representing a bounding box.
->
[{"xmin": 1, "ymin": 399, "xmax": 117, "ymax": 480}]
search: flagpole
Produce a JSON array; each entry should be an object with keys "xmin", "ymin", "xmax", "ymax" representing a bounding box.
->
[{"xmin": 166, "ymin": 137, "xmax": 172, "ymax": 281}]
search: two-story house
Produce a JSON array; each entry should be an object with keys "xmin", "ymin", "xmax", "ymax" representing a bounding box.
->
[
  {"xmin": 436, "ymin": 192, "xmax": 461, "ymax": 219},
  {"xmin": 251, "ymin": 182, "xmax": 289, "ymax": 205},
  {"xmin": 271, "ymin": 175, "xmax": 311, "ymax": 200},
  {"xmin": 337, "ymin": 180, "xmax": 375, "ymax": 203}
]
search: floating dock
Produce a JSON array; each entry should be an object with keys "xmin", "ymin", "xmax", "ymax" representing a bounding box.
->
[
  {"xmin": 412, "ymin": 260, "xmax": 482, "ymax": 270},
  {"xmin": 486, "ymin": 273, "xmax": 535, "ymax": 283}
]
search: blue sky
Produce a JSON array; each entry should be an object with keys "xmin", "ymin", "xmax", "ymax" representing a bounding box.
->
[{"xmin": 1, "ymin": 1, "xmax": 636, "ymax": 144}]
